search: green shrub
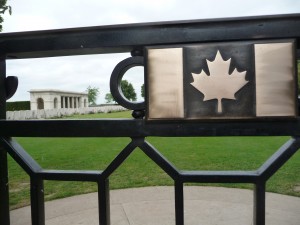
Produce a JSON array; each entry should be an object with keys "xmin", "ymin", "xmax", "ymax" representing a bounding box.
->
[{"xmin": 6, "ymin": 101, "xmax": 30, "ymax": 111}]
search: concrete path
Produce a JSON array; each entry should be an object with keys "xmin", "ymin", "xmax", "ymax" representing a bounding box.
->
[{"xmin": 10, "ymin": 186, "xmax": 300, "ymax": 225}]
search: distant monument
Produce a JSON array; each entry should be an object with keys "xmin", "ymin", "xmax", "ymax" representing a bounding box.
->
[{"xmin": 29, "ymin": 89, "xmax": 88, "ymax": 110}]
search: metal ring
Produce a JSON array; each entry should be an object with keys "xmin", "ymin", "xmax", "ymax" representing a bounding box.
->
[
  {"xmin": 110, "ymin": 56, "xmax": 145, "ymax": 110},
  {"xmin": 5, "ymin": 76, "xmax": 18, "ymax": 100}
]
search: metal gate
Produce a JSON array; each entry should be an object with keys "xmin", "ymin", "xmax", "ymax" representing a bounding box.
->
[{"xmin": 0, "ymin": 14, "xmax": 300, "ymax": 225}]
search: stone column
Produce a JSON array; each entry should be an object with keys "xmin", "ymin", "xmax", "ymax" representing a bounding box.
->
[
  {"xmin": 76, "ymin": 97, "xmax": 79, "ymax": 108},
  {"xmin": 79, "ymin": 97, "xmax": 82, "ymax": 108},
  {"xmin": 66, "ymin": 97, "xmax": 69, "ymax": 108},
  {"xmin": 74, "ymin": 97, "xmax": 76, "ymax": 108},
  {"xmin": 62, "ymin": 96, "xmax": 65, "ymax": 108}
]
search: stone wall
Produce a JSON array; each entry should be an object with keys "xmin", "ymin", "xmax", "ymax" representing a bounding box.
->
[{"xmin": 6, "ymin": 105, "xmax": 126, "ymax": 120}]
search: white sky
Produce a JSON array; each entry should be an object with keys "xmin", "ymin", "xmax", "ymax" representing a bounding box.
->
[{"xmin": 3, "ymin": 0, "xmax": 300, "ymax": 104}]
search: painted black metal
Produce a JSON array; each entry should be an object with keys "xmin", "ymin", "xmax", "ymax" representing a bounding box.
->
[
  {"xmin": 175, "ymin": 181, "xmax": 184, "ymax": 225},
  {"xmin": 140, "ymin": 141, "xmax": 180, "ymax": 180},
  {"xmin": 0, "ymin": 56, "xmax": 6, "ymax": 118},
  {"xmin": 0, "ymin": 147, "xmax": 9, "ymax": 225},
  {"xmin": 30, "ymin": 178, "xmax": 45, "ymax": 225},
  {"xmin": 5, "ymin": 76, "xmax": 18, "ymax": 100},
  {"xmin": 98, "ymin": 179, "xmax": 110, "ymax": 225},
  {"xmin": 258, "ymin": 138, "xmax": 300, "ymax": 180},
  {"xmin": 1, "ymin": 119, "xmax": 300, "ymax": 137},
  {"xmin": 37, "ymin": 170, "xmax": 102, "ymax": 182},
  {"xmin": 180, "ymin": 171, "xmax": 258, "ymax": 183},
  {"xmin": 0, "ymin": 14, "xmax": 300, "ymax": 225},
  {"xmin": 131, "ymin": 110, "xmax": 145, "ymax": 119},
  {"xmin": 110, "ymin": 56, "xmax": 144, "ymax": 110},
  {"xmin": 0, "ymin": 137, "xmax": 42, "ymax": 175},
  {"xmin": 0, "ymin": 56, "xmax": 9, "ymax": 225},
  {"xmin": 102, "ymin": 139, "xmax": 138, "ymax": 179},
  {"xmin": 254, "ymin": 182, "xmax": 266, "ymax": 225},
  {"xmin": 1, "ymin": 14, "xmax": 300, "ymax": 59}
]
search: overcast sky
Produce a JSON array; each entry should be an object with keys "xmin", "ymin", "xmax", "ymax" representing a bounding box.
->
[{"xmin": 3, "ymin": 0, "xmax": 300, "ymax": 104}]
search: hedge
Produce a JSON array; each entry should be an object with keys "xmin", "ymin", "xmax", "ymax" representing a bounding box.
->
[{"xmin": 6, "ymin": 101, "xmax": 30, "ymax": 111}]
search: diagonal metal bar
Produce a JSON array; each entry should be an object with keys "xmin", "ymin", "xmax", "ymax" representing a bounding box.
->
[
  {"xmin": 0, "ymin": 137, "xmax": 42, "ymax": 175},
  {"xmin": 101, "ymin": 139, "xmax": 140, "ymax": 179},
  {"xmin": 258, "ymin": 137, "xmax": 300, "ymax": 181},
  {"xmin": 139, "ymin": 140, "xmax": 180, "ymax": 180}
]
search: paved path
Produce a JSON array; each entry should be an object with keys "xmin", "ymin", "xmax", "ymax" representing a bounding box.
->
[{"xmin": 11, "ymin": 186, "xmax": 300, "ymax": 225}]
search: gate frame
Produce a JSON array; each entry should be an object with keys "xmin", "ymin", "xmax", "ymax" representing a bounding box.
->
[{"xmin": 0, "ymin": 13, "xmax": 300, "ymax": 225}]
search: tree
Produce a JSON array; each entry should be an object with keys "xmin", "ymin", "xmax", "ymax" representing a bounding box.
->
[
  {"xmin": 86, "ymin": 86, "xmax": 99, "ymax": 106},
  {"xmin": 121, "ymin": 80, "xmax": 137, "ymax": 101},
  {"xmin": 0, "ymin": 0, "xmax": 12, "ymax": 31},
  {"xmin": 141, "ymin": 84, "xmax": 145, "ymax": 98},
  {"xmin": 105, "ymin": 93, "xmax": 115, "ymax": 103}
]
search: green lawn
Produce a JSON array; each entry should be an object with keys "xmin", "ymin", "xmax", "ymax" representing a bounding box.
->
[{"xmin": 8, "ymin": 111, "xmax": 300, "ymax": 209}]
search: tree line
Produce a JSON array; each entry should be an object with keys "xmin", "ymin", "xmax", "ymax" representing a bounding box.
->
[
  {"xmin": 0, "ymin": 0, "xmax": 11, "ymax": 31},
  {"xmin": 87, "ymin": 80, "xmax": 144, "ymax": 105}
]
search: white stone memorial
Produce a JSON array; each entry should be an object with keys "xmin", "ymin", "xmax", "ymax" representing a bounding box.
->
[{"xmin": 29, "ymin": 89, "xmax": 89, "ymax": 110}]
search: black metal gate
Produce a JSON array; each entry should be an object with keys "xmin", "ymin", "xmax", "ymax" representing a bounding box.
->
[{"xmin": 0, "ymin": 14, "xmax": 300, "ymax": 225}]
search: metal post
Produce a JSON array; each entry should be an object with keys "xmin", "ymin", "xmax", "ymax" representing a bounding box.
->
[
  {"xmin": 0, "ymin": 148, "xmax": 10, "ymax": 225},
  {"xmin": 175, "ymin": 181, "xmax": 184, "ymax": 225},
  {"xmin": 30, "ymin": 178, "xmax": 45, "ymax": 225},
  {"xmin": 0, "ymin": 55, "xmax": 10, "ymax": 225},
  {"xmin": 98, "ymin": 179, "xmax": 110, "ymax": 225},
  {"xmin": 253, "ymin": 182, "xmax": 266, "ymax": 225}
]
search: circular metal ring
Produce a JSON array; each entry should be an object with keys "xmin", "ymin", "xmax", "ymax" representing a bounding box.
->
[{"xmin": 110, "ymin": 56, "xmax": 145, "ymax": 110}]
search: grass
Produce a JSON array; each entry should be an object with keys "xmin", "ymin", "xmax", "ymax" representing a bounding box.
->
[
  {"xmin": 65, "ymin": 110, "xmax": 131, "ymax": 119},
  {"xmin": 8, "ymin": 110, "xmax": 300, "ymax": 209}
]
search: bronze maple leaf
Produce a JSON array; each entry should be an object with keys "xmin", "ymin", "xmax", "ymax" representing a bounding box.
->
[{"xmin": 190, "ymin": 50, "xmax": 248, "ymax": 113}]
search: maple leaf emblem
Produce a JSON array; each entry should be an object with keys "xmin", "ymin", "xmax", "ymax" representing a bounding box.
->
[{"xmin": 190, "ymin": 50, "xmax": 248, "ymax": 113}]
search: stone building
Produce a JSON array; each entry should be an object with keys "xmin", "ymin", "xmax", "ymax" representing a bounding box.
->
[{"xmin": 29, "ymin": 89, "xmax": 89, "ymax": 110}]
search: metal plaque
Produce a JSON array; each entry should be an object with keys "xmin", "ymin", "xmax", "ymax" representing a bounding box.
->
[{"xmin": 145, "ymin": 40, "xmax": 297, "ymax": 120}]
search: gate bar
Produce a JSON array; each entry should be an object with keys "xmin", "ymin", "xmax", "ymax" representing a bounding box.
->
[
  {"xmin": 253, "ymin": 182, "xmax": 266, "ymax": 225},
  {"xmin": 30, "ymin": 178, "xmax": 45, "ymax": 225},
  {"xmin": 0, "ymin": 55, "xmax": 10, "ymax": 225},
  {"xmin": 175, "ymin": 181, "xmax": 184, "ymax": 225},
  {"xmin": 98, "ymin": 179, "xmax": 110, "ymax": 225}
]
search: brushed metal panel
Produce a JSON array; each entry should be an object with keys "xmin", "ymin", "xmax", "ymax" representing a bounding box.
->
[
  {"xmin": 255, "ymin": 42, "xmax": 296, "ymax": 117},
  {"xmin": 147, "ymin": 48, "xmax": 184, "ymax": 119}
]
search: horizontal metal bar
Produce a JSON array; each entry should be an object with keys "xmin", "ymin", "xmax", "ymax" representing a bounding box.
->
[
  {"xmin": 0, "ymin": 119, "xmax": 300, "ymax": 137},
  {"xmin": 1, "ymin": 14, "xmax": 299, "ymax": 59},
  {"xmin": 37, "ymin": 170, "xmax": 102, "ymax": 182},
  {"xmin": 180, "ymin": 170, "xmax": 258, "ymax": 183}
]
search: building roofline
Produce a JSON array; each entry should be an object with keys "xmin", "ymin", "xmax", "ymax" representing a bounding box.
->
[{"xmin": 29, "ymin": 89, "xmax": 88, "ymax": 95}]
